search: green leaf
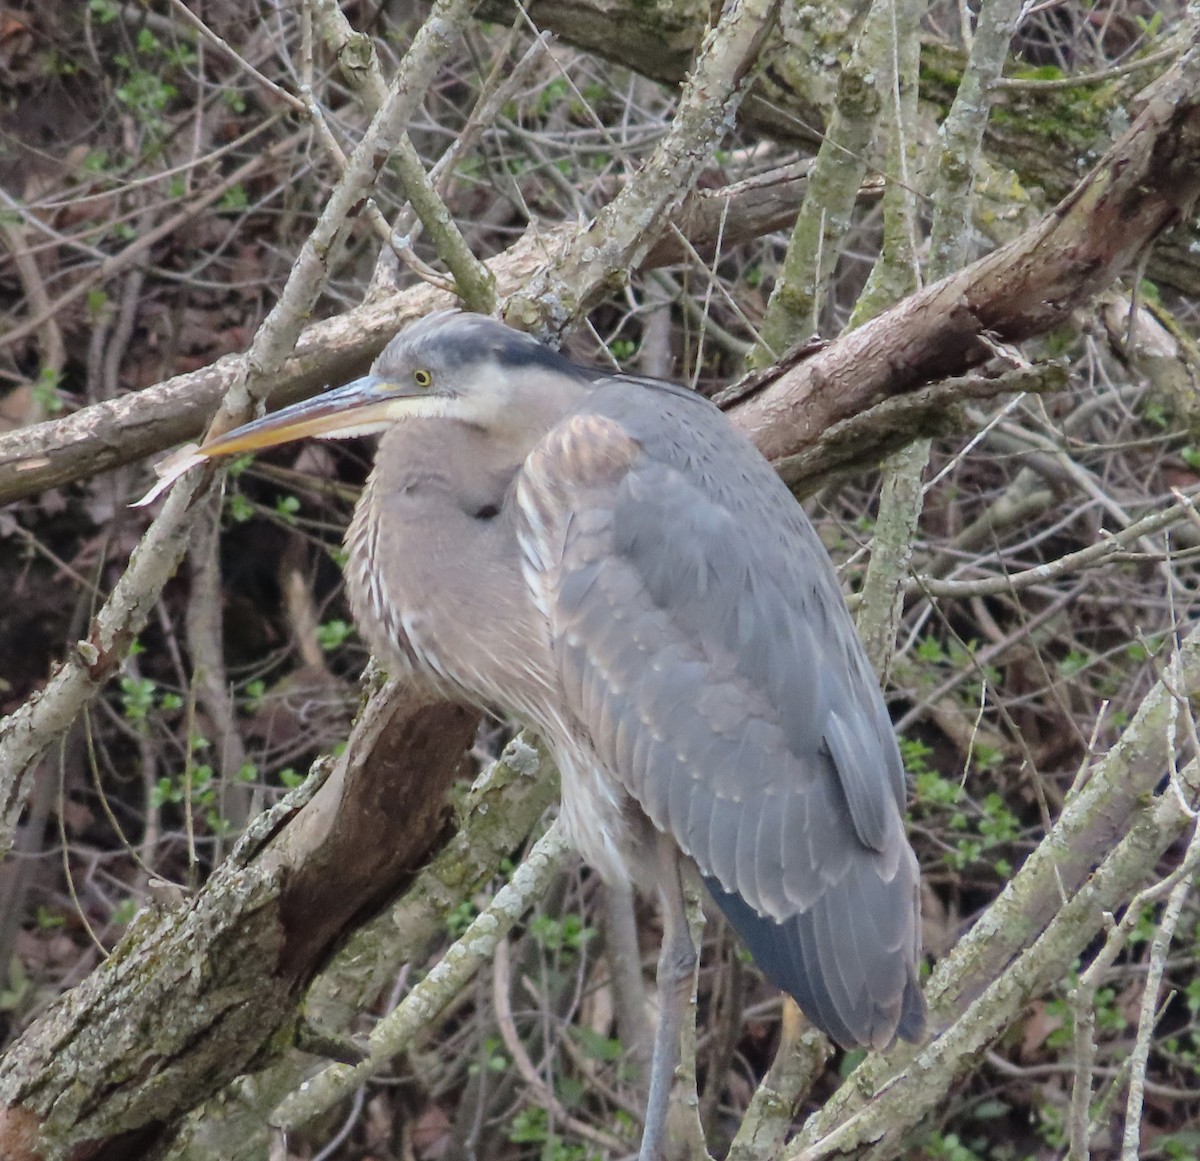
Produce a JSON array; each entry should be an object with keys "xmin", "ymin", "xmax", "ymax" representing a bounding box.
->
[
  {"xmin": 316, "ymin": 620, "xmax": 353, "ymax": 651},
  {"xmin": 571, "ymin": 1025, "xmax": 623, "ymax": 1062}
]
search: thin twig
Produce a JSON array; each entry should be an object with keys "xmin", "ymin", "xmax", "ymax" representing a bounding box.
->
[{"xmin": 272, "ymin": 822, "xmax": 573, "ymax": 1129}]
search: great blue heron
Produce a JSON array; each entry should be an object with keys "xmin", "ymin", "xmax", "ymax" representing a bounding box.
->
[{"xmin": 194, "ymin": 310, "xmax": 925, "ymax": 1158}]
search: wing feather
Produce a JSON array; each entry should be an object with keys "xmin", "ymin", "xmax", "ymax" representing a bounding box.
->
[{"xmin": 516, "ymin": 382, "xmax": 925, "ymax": 1048}]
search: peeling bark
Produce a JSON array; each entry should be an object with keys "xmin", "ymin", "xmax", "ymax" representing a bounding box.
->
[
  {"xmin": 730, "ymin": 43, "xmax": 1200, "ymax": 482},
  {"xmin": 0, "ymin": 689, "xmax": 477, "ymax": 1161}
]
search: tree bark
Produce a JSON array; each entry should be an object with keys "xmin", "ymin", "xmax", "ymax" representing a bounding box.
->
[
  {"xmin": 732, "ymin": 41, "xmax": 1200, "ymax": 483},
  {"xmin": 0, "ymin": 688, "xmax": 479, "ymax": 1161},
  {"xmin": 478, "ymin": 0, "xmax": 1200, "ymax": 294}
]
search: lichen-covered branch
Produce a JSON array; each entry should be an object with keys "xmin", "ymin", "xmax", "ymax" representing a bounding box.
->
[
  {"xmin": 0, "ymin": 686, "xmax": 481, "ymax": 1160},
  {"xmin": 736, "ymin": 26, "xmax": 1200, "ymax": 479},
  {"xmin": 505, "ymin": 0, "xmax": 782, "ymax": 330},
  {"xmin": 750, "ymin": 0, "xmax": 892, "ymax": 361},
  {"xmin": 163, "ymin": 734, "xmax": 561, "ymax": 1161},
  {"xmin": 274, "ymin": 822, "xmax": 572, "ymax": 1130}
]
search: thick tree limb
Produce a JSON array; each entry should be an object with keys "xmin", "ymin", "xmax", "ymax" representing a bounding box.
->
[
  {"xmin": 732, "ymin": 34, "xmax": 1200, "ymax": 484},
  {"xmin": 164, "ymin": 732, "xmax": 560, "ymax": 1161},
  {"xmin": 0, "ymin": 686, "xmax": 478, "ymax": 1161},
  {"xmin": 0, "ymin": 163, "xmax": 810, "ymax": 510}
]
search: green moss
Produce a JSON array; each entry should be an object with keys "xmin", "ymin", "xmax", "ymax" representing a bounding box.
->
[
  {"xmin": 918, "ymin": 42, "xmax": 967, "ymax": 115},
  {"xmin": 1010, "ymin": 64, "xmax": 1065, "ymax": 82}
]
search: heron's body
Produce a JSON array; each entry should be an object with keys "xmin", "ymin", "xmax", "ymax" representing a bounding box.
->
[
  {"xmin": 196, "ymin": 311, "xmax": 925, "ymax": 1154},
  {"xmin": 336, "ymin": 329, "xmax": 922, "ymax": 1048}
]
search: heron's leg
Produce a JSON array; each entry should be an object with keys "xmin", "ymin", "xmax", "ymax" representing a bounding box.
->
[
  {"xmin": 639, "ymin": 837, "xmax": 699, "ymax": 1161},
  {"xmin": 605, "ymin": 882, "xmax": 653, "ymax": 1092}
]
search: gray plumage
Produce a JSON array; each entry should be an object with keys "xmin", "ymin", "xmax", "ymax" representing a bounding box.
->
[
  {"xmin": 200, "ymin": 309, "xmax": 926, "ymax": 1060},
  {"xmin": 345, "ymin": 312, "xmax": 924, "ymax": 1050}
]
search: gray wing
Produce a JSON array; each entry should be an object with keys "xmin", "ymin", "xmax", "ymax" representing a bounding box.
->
[{"xmin": 516, "ymin": 379, "xmax": 925, "ymax": 1050}]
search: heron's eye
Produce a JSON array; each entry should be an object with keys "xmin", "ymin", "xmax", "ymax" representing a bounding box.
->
[{"xmin": 413, "ymin": 368, "xmax": 433, "ymax": 389}]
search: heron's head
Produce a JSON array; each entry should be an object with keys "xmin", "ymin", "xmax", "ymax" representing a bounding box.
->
[{"xmin": 198, "ymin": 311, "xmax": 598, "ymax": 459}]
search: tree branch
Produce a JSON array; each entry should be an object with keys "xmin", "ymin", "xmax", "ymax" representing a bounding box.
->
[{"xmin": 733, "ymin": 29, "xmax": 1200, "ymax": 481}]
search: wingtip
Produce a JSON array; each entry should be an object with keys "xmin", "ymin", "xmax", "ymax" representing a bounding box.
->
[
  {"xmin": 860, "ymin": 969, "xmax": 927, "ymax": 1052},
  {"xmin": 896, "ymin": 973, "xmax": 929, "ymax": 1045},
  {"xmin": 703, "ymin": 873, "xmax": 927, "ymax": 1052}
]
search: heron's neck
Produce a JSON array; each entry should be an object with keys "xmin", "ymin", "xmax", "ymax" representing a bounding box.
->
[
  {"xmin": 462, "ymin": 364, "xmax": 593, "ymax": 463},
  {"xmin": 374, "ymin": 418, "xmax": 525, "ymax": 507},
  {"xmin": 342, "ymin": 418, "xmax": 554, "ymax": 706}
]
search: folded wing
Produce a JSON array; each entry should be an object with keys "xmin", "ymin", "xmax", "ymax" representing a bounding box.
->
[{"xmin": 516, "ymin": 379, "xmax": 925, "ymax": 1049}]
